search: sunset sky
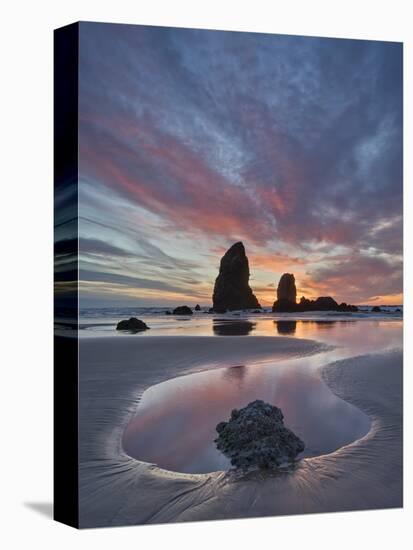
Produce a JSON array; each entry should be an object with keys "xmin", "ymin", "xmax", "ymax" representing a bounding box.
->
[{"xmin": 78, "ymin": 23, "xmax": 402, "ymax": 307}]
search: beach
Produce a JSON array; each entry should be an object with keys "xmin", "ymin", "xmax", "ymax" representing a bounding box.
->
[{"xmin": 77, "ymin": 313, "xmax": 402, "ymax": 527}]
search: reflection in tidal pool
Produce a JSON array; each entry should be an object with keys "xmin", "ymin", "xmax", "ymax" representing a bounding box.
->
[
  {"xmin": 213, "ymin": 320, "xmax": 256, "ymax": 336},
  {"xmin": 123, "ymin": 358, "xmax": 371, "ymax": 474},
  {"xmin": 275, "ymin": 320, "xmax": 297, "ymax": 335},
  {"xmin": 122, "ymin": 320, "xmax": 401, "ymax": 474}
]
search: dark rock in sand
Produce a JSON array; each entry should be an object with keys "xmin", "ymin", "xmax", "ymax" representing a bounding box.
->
[
  {"xmin": 194, "ymin": 304, "xmax": 201, "ymax": 311},
  {"xmin": 212, "ymin": 242, "xmax": 261, "ymax": 312},
  {"xmin": 116, "ymin": 317, "xmax": 149, "ymax": 332},
  {"xmin": 165, "ymin": 310, "xmax": 172, "ymax": 315},
  {"xmin": 215, "ymin": 400, "xmax": 304, "ymax": 470},
  {"xmin": 172, "ymin": 305, "xmax": 193, "ymax": 315},
  {"xmin": 372, "ymin": 306, "xmax": 382, "ymax": 312}
]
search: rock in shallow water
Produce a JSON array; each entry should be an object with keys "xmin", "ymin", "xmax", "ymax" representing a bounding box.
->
[
  {"xmin": 116, "ymin": 317, "xmax": 149, "ymax": 332},
  {"xmin": 215, "ymin": 400, "xmax": 304, "ymax": 470},
  {"xmin": 172, "ymin": 305, "xmax": 193, "ymax": 315}
]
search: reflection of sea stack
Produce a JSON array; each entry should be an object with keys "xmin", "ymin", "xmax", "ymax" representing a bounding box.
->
[
  {"xmin": 272, "ymin": 273, "xmax": 358, "ymax": 312},
  {"xmin": 275, "ymin": 320, "xmax": 297, "ymax": 335},
  {"xmin": 213, "ymin": 242, "xmax": 261, "ymax": 313},
  {"xmin": 213, "ymin": 320, "xmax": 255, "ymax": 336}
]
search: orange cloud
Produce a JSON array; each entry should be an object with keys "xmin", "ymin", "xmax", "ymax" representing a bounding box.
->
[{"xmin": 250, "ymin": 253, "xmax": 305, "ymax": 272}]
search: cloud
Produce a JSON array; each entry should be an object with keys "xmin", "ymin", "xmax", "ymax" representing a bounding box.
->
[
  {"xmin": 76, "ymin": 23, "xmax": 402, "ymax": 305},
  {"xmin": 300, "ymin": 252, "xmax": 402, "ymax": 303},
  {"xmin": 79, "ymin": 237, "xmax": 134, "ymax": 257},
  {"xmin": 79, "ymin": 269, "xmax": 203, "ymax": 295}
]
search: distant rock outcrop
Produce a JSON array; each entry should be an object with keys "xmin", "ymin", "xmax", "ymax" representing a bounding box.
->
[
  {"xmin": 371, "ymin": 306, "xmax": 382, "ymax": 313},
  {"xmin": 272, "ymin": 273, "xmax": 358, "ymax": 312},
  {"xmin": 172, "ymin": 305, "xmax": 193, "ymax": 315},
  {"xmin": 116, "ymin": 318, "xmax": 149, "ymax": 332},
  {"xmin": 212, "ymin": 242, "xmax": 261, "ymax": 313},
  {"xmin": 194, "ymin": 304, "xmax": 201, "ymax": 311},
  {"xmin": 215, "ymin": 400, "xmax": 305, "ymax": 470},
  {"xmin": 299, "ymin": 296, "xmax": 358, "ymax": 312}
]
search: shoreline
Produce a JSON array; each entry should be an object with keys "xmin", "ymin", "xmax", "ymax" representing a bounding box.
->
[{"xmin": 78, "ymin": 335, "xmax": 402, "ymax": 527}]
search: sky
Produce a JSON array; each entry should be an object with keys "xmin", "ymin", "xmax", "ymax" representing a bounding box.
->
[{"xmin": 78, "ymin": 23, "xmax": 403, "ymax": 307}]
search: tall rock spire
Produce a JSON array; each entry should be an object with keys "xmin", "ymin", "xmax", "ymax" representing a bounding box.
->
[
  {"xmin": 277, "ymin": 273, "xmax": 297, "ymax": 303},
  {"xmin": 212, "ymin": 242, "xmax": 261, "ymax": 312},
  {"xmin": 272, "ymin": 273, "xmax": 298, "ymax": 312}
]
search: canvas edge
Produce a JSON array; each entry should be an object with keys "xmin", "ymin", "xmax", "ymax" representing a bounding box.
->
[{"xmin": 53, "ymin": 21, "xmax": 80, "ymax": 529}]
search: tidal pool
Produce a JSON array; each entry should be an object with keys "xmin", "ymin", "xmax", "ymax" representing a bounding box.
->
[{"xmin": 122, "ymin": 320, "xmax": 401, "ymax": 474}]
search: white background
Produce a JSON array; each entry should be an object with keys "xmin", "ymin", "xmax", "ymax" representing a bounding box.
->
[{"xmin": 0, "ymin": 0, "xmax": 411, "ymax": 548}]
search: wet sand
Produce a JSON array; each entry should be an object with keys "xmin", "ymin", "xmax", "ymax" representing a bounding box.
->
[{"xmin": 78, "ymin": 333, "xmax": 402, "ymax": 527}]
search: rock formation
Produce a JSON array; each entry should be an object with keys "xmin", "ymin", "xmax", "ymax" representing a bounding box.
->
[
  {"xmin": 277, "ymin": 273, "xmax": 297, "ymax": 302},
  {"xmin": 272, "ymin": 273, "xmax": 358, "ymax": 312},
  {"xmin": 272, "ymin": 273, "xmax": 298, "ymax": 312},
  {"xmin": 116, "ymin": 318, "xmax": 149, "ymax": 332},
  {"xmin": 172, "ymin": 305, "xmax": 193, "ymax": 315},
  {"xmin": 299, "ymin": 296, "xmax": 358, "ymax": 312},
  {"xmin": 215, "ymin": 400, "xmax": 305, "ymax": 470},
  {"xmin": 194, "ymin": 304, "xmax": 201, "ymax": 311},
  {"xmin": 371, "ymin": 306, "xmax": 382, "ymax": 313},
  {"xmin": 212, "ymin": 242, "xmax": 261, "ymax": 312}
]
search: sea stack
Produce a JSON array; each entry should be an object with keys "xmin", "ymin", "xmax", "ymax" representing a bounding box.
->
[
  {"xmin": 272, "ymin": 273, "xmax": 358, "ymax": 312},
  {"xmin": 212, "ymin": 242, "xmax": 261, "ymax": 313},
  {"xmin": 272, "ymin": 273, "xmax": 298, "ymax": 312}
]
